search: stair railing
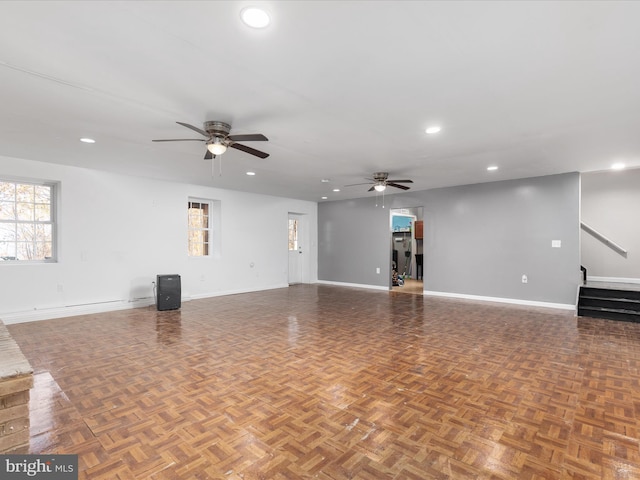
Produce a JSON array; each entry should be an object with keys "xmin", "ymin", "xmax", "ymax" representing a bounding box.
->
[{"xmin": 580, "ymin": 222, "xmax": 628, "ymax": 257}]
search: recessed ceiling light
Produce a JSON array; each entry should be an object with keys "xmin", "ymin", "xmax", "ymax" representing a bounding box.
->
[
  {"xmin": 241, "ymin": 7, "xmax": 270, "ymax": 28},
  {"xmin": 246, "ymin": 171, "xmax": 256, "ymax": 176},
  {"xmin": 425, "ymin": 126, "xmax": 441, "ymax": 134},
  {"xmin": 611, "ymin": 162, "xmax": 626, "ymax": 170},
  {"xmin": 321, "ymin": 196, "xmax": 328, "ymax": 200},
  {"xmin": 333, "ymin": 188, "xmax": 340, "ymax": 192},
  {"xmin": 80, "ymin": 138, "xmax": 95, "ymax": 144},
  {"xmin": 321, "ymin": 179, "xmax": 330, "ymax": 183},
  {"xmin": 487, "ymin": 166, "xmax": 498, "ymax": 171}
]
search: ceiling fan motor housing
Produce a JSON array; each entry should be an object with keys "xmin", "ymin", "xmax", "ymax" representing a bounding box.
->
[
  {"xmin": 203, "ymin": 121, "xmax": 231, "ymax": 137},
  {"xmin": 373, "ymin": 172, "xmax": 389, "ymax": 182}
]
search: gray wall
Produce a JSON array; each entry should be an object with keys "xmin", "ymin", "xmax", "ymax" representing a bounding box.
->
[
  {"xmin": 319, "ymin": 172, "xmax": 581, "ymax": 305},
  {"xmin": 318, "ymin": 199, "xmax": 392, "ymax": 287},
  {"xmin": 581, "ymin": 168, "xmax": 640, "ymax": 280}
]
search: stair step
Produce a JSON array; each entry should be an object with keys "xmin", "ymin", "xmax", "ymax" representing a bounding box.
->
[
  {"xmin": 579, "ymin": 306, "xmax": 640, "ymax": 315},
  {"xmin": 580, "ymin": 295, "xmax": 640, "ymax": 303},
  {"xmin": 578, "ymin": 284, "xmax": 640, "ymax": 322},
  {"xmin": 578, "ymin": 306, "xmax": 640, "ymax": 322},
  {"xmin": 579, "ymin": 297, "xmax": 640, "ymax": 313},
  {"xmin": 580, "ymin": 287, "xmax": 640, "ymax": 301}
]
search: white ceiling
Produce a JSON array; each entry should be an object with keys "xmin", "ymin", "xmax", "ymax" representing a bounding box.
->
[{"xmin": 1, "ymin": 1, "xmax": 639, "ymax": 202}]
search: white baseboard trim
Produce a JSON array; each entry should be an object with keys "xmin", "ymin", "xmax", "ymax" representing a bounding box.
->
[
  {"xmin": 189, "ymin": 283, "xmax": 290, "ymax": 300},
  {"xmin": 588, "ymin": 276, "xmax": 640, "ymax": 285},
  {"xmin": 316, "ymin": 280, "xmax": 389, "ymax": 291},
  {"xmin": 1, "ymin": 298, "xmax": 156, "ymax": 325},
  {"xmin": 2, "ymin": 283, "xmax": 577, "ymax": 325},
  {"xmin": 424, "ymin": 290, "xmax": 575, "ymax": 311},
  {"xmin": 1, "ymin": 284, "xmax": 292, "ymax": 325}
]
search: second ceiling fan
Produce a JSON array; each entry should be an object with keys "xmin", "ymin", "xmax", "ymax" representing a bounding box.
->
[
  {"xmin": 153, "ymin": 121, "xmax": 269, "ymax": 160},
  {"xmin": 347, "ymin": 172, "xmax": 414, "ymax": 192}
]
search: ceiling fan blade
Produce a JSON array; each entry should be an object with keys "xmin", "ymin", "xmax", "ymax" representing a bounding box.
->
[
  {"xmin": 176, "ymin": 122, "xmax": 208, "ymax": 137},
  {"xmin": 228, "ymin": 133, "xmax": 268, "ymax": 142},
  {"xmin": 368, "ymin": 186, "xmax": 376, "ymax": 192},
  {"xmin": 387, "ymin": 182, "xmax": 411, "ymax": 190},
  {"xmin": 204, "ymin": 150, "xmax": 213, "ymax": 160},
  {"xmin": 229, "ymin": 143, "xmax": 269, "ymax": 159},
  {"xmin": 152, "ymin": 138, "xmax": 205, "ymax": 142},
  {"xmin": 386, "ymin": 179, "xmax": 413, "ymax": 183},
  {"xmin": 345, "ymin": 182, "xmax": 374, "ymax": 187}
]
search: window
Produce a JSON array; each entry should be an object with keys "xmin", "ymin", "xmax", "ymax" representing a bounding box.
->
[
  {"xmin": 288, "ymin": 218, "xmax": 298, "ymax": 251},
  {"xmin": 0, "ymin": 180, "xmax": 56, "ymax": 262},
  {"xmin": 188, "ymin": 199, "xmax": 211, "ymax": 256}
]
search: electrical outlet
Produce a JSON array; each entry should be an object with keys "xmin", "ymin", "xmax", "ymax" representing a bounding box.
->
[{"xmin": 522, "ymin": 274, "xmax": 528, "ymax": 284}]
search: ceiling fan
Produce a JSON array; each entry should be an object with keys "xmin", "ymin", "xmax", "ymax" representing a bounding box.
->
[
  {"xmin": 347, "ymin": 172, "xmax": 414, "ymax": 192},
  {"xmin": 153, "ymin": 121, "xmax": 269, "ymax": 159}
]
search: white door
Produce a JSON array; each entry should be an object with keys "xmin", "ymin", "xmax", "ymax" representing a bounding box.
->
[{"xmin": 288, "ymin": 214, "xmax": 305, "ymax": 284}]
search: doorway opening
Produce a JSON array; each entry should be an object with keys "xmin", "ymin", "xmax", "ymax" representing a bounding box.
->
[
  {"xmin": 390, "ymin": 207, "xmax": 424, "ymax": 295},
  {"xmin": 288, "ymin": 213, "xmax": 308, "ymax": 285}
]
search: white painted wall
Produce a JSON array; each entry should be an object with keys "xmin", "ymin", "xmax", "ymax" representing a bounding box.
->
[
  {"xmin": 0, "ymin": 155, "xmax": 318, "ymax": 323},
  {"xmin": 581, "ymin": 167, "xmax": 640, "ymax": 282}
]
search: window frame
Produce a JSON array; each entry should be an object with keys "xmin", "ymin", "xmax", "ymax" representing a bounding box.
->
[
  {"xmin": 288, "ymin": 218, "xmax": 299, "ymax": 251},
  {"xmin": 0, "ymin": 178, "xmax": 58, "ymax": 264},
  {"xmin": 187, "ymin": 198, "xmax": 213, "ymax": 258}
]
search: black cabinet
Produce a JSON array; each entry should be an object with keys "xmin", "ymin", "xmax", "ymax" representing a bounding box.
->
[{"xmin": 156, "ymin": 274, "xmax": 181, "ymax": 311}]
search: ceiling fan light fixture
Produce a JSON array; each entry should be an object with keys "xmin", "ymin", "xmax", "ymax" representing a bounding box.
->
[
  {"xmin": 207, "ymin": 140, "xmax": 227, "ymax": 156},
  {"xmin": 374, "ymin": 184, "xmax": 386, "ymax": 192}
]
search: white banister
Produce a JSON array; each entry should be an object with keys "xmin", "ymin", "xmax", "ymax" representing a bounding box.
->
[{"xmin": 581, "ymin": 222, "xmax": 628, "ymax": 256}]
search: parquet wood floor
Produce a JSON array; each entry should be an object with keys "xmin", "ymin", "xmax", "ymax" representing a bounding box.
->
[{"xmin": 7, "ymin": 284, "xmax": 640, "ymax": 479}]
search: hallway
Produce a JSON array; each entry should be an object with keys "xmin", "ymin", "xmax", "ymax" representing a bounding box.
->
[{"xmin": 391, "ymin": 278, "xmax": 423, "ymax": 295}]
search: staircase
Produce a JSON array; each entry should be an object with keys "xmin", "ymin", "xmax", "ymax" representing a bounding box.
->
[{"xmin": 578, "ymin": 284, "xmax": 640, "ymax": 322}]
